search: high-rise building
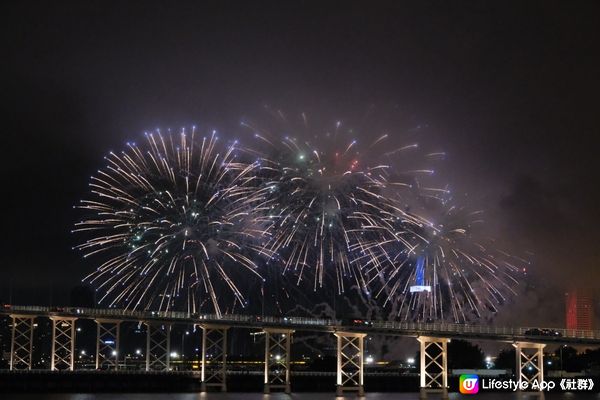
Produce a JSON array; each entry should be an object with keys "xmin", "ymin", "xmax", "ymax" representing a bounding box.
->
[{"xmin": 565, "ymin": 289, "xmax": 594, "ymax": 331}]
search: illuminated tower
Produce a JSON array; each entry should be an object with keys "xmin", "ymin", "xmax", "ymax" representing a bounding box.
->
[
  {"xmin": 410, "ymin": 255, "xmax": 431, "ymax": 293},
  {"xmin": 565, "ymin": 289, "xmax": 594, "ymax": 331}
]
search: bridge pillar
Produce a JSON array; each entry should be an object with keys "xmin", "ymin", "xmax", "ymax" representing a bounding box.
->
[
  {"xmin": 95, "ymin": 319, "xmax": 121, "ymax": 370},
  {"xmin": 145, "ymin": 322, "xmax": 171, "ymax": 371},
  {"xmin": 199, "ymin": 324, "xmax": 228, "ymax": 392},
  {"xmin": 513, "ymin": 342, "xmax": 546, "ymax": 392},
  {"xmin": 50, "ymin": 317, "xmax": 77, "ymax": 371},
  {"xmin": 334, "ymin": 331, "xmax": 366, "ymax": 396},
  {"xmin": 263, "ymin": 328, "xmax": 293, "ymax": 394},
  {"xmin": 418, "ymin": 336, "xmax": 449, "ymax": 400},
  {"xmin": 9, "ymin": 315, "xmax": 35, "ymax": 370}
]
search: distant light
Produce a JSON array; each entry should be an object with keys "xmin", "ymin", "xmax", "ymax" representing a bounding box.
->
[
  {"xmin": 77, "ymin": 327, "xmax": 82, "ymax": 332},
  {"xmin": 410, "ymin": 285, "xmax": 432, "ymax": 293},
  {"xmin": 80, "ymin": 350, "xmax": 86, "ymax": 356},
  {"xmin": 407, "ymin": 358, "xmax": 415, "ymax": 365},
  {"xmin": 485, "ymin": 356, "xmax": 492, "ymax": 363},
  {"xmin": 275, "ymin": 354, "xmax": 281, "ymax": 361},
  {"xmin": 135, "ymin": 349, "xmax": 142, "ymax": 355},
  {"xmin": 170, "ymin": 352, "xmax": 179, "ymax": 358},
  {"xmin": 366, "ymin": 355, "xmax": 374, "ymax": 364},
  {"xmin": 111, "ymin": 350, "xmax": 117, "ymax": 356},
  {"xmin": 547, "ymin": 361, "xmax": 552, "ymax": 365}
]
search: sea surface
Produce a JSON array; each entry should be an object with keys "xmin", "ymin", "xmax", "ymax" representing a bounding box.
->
[{"xmin": 2, "ymin": 393, "xmax": 600, "ymax": 400}]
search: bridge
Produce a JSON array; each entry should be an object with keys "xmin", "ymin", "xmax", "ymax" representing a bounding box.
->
[{"xmin": 3, "ymin": 305, "xmax": 600, "ymax": 398}]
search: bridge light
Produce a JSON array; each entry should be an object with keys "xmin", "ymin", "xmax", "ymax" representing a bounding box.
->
[
  {"xmin": 112, "ymin": 350, "xmax": 117, "ymax": 356},
  {"xmin": 366, "ymin": 355, "xmax": 374, "ymax": 364},
  {"xmin": 275, "ymin": 354, "xmax": 281, "ymax": 361}
]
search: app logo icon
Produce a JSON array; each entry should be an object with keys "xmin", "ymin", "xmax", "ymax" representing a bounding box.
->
[{"xmin": 460, "ymin": 374, "xmax": 479, "ymax": 394}]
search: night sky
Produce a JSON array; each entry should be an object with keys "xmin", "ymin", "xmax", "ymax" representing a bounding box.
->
[{"xmin": 2, "ymin": 1, "xmax": 599, "ymax": 326}]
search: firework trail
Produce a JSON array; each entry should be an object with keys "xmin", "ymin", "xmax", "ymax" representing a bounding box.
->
[{"xmin": 74, "ymin": 128, "xmax": 267, "ymax": 316}]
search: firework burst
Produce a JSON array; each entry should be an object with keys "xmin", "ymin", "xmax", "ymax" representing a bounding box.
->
[
  {"xmin": 74, "ymin": 129, "xmax": 266, "ymax": 316},
  {"xmin": 241, "ymin": 113, "xmax": 436, "ymax": 298},
  {"xmin": 374, "ymin": 197, "xmax": 527, "ymax": 323}
]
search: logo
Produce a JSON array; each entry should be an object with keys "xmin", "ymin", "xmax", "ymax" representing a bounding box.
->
[{"xmin": 460, "ymin": 374, "xmax": 479, "ymax": 394}]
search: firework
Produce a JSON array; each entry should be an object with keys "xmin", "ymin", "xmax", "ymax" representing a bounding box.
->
[
  {"xmin": 241, "ymin": 113, "xmax": 437, "ymax": 298},
  {"xmin": 74, "ymin": 129, "xmax": 266, "ymax": 316},
  {"xmin": 374, "ymin": 198, "xmax": 527, "ymax": 323},
  {"xmin": 73, "ymin": 113, "xmax": 525, "ymax": 323}
]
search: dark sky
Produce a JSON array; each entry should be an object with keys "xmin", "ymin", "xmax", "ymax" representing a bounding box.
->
[{"xmin": 2, "ymin": 1, "xmax": 599, "ymax": 325}]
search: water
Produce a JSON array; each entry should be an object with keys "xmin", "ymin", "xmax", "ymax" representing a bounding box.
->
[{"xmin": 2, "ymin": 394, "xmax": 600, "ymax": 400}]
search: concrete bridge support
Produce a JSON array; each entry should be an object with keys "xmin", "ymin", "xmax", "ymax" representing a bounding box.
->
[
  {"xmin": 50, "ymin": 317, "xmax": 77, "ymax": 371},
  {"xmin": 418, "ymin": 336, "xmax": 449, "ymax": 399},
  {"xmin": 95, "ymin": 319, "xmax": 121, "ymax": 370},
  {"xmin": 145, "ymin": 322, "xmax": 171, "ymax": 371},
  {"xmin": 335, "ymin": 331, "xmax": 366, "ymax": 396},
  {"xmin": 9, "ymin": 315, "xmax": 35, "ymax": 370},
  {"xmin": 200, "ymin": 324, "xmax": 228, "ymax": 392},
  {"xmin": 263, "ymin": 328, "xmax": 293, "ymax": 394},
  {"xmin": 513, "ymin": 342, "xmax": 546, "ymax": 392}
]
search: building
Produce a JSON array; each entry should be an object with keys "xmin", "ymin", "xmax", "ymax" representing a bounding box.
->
[{"xmin": 565, "ymin": 289, "xmax": 594, "ymax": 331}]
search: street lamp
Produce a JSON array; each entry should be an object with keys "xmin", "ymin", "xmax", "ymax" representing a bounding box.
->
[{"xmin": 485, "ymin": 356, "xmax": 493, "ymax": 369}]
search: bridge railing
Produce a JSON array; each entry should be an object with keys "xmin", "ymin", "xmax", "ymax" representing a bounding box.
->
[
  {"xmin": 369, "ymin": 321, "xmax": 600, "ymax": 340},
  {"xmin": 4, "ymin": 305, "xmax": 600, "ymax": 340}
]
